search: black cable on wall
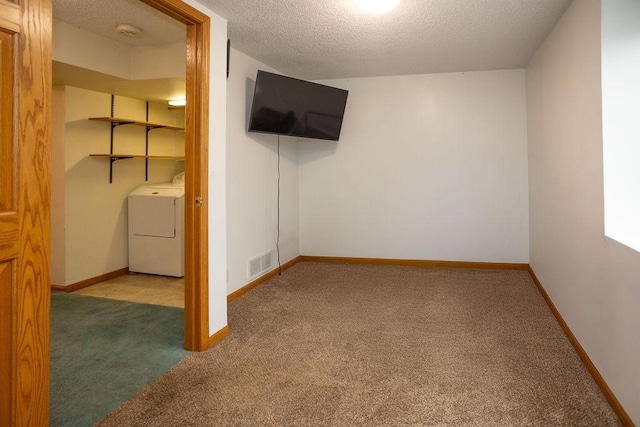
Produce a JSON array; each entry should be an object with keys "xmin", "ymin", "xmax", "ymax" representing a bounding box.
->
[{"xmin": 277, "ymin": 135, "xmax": 282, "ymax": 275}]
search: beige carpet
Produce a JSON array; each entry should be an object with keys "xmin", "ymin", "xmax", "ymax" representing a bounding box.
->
[{"xmin": 98, "ymin": 262, "xmax": 621, "ymax": 426}]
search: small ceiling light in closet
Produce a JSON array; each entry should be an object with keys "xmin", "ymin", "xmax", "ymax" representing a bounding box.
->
[
  {"xmin": 116, "ymin": 23, "xmax": 143, "ymax": 38},
  {"xmin": 355, "ymin": 0, "xmax": 400, "ymax": 14},
  {"xmin": 168, "ymin": 99, "xmax": 186, "ymax": 107}
]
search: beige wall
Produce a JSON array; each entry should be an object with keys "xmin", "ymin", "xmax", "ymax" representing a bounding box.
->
[
  {"xmin": 526, "ymin": 0, "xmax": 640, "ymax": 423},
  {"xmin": 53, "ymin": 19, "xmax": 185, "ymax": 81},
  {"xmin": 300, "ymin": 70, "xmax": 529, "ymax": 262},
  {"xmin": 53, "ymin": 20, "xmax": 131, "ymax": 80},
  {"xmin": 51, "ymin": 86, "xmax": 184, "ymax": 286},
  {"xmin": 51, "ymin": 87, "xmax": 66, "ymax": 285},
  {"xmin": 225, "ymin": 49, "xmax": 300, "ymax": 295}
]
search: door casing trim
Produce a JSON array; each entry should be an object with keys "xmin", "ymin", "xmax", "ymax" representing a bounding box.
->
[{"xmin": 140, "ymin": 0, "xmax": 211, "ymax": 351}]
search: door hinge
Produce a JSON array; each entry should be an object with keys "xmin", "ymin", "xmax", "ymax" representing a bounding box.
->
[{"xmin": 195, "ymin": 197, "xmax": 203, "ymax": 207}]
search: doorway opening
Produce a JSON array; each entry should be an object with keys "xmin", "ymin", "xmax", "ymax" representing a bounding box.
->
[{"xmin": 50, "ymin": 0, "xmax": 210, "ymax": 351}]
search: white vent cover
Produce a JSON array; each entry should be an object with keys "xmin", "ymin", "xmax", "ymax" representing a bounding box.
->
[{"xmin": 248, "ymin": 251, "xmax": 272, "ymax": 279}]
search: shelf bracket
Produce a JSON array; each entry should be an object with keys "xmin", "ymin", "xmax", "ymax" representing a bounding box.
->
[
  {"xmin": 93, "ymin": 97, "xmax": 182, "ymax": 183},
  {"xmin": 143, "ymin": 102, "xmax": 169, "ymax": 181},
  {"xmin": 109, "ymin": 95, "xmax": 115, "ymax": 183},
  {"xmin": 146, "ymin": 102, "xmax": 149, "ymax": 181}
]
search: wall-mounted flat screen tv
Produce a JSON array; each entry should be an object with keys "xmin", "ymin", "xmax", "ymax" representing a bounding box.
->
[{"xmin": 248, "ymin": 70, "xmax": 349, "ymax": 141}]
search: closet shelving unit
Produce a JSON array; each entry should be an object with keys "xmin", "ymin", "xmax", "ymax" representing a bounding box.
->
[{"xmin": 89, "ymin": 95, "xmax": 185, "ymax": 183}]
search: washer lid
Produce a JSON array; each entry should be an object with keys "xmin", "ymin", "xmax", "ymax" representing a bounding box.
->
[{"xmin": 129, "ymin": 186, "xmax": 184, "ymax": 198}]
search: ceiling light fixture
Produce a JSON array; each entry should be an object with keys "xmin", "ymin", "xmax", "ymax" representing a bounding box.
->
[
  {"xmin": 355, "ymin": 0, "xmax": 400, "ymax": 14},
  {"xmin": 168, "ymin": 99, "xmax": 186, "ymax": 107},
  {"xmin": 116, "ymin": 23, "xmax": 143, "ymax": 38}
]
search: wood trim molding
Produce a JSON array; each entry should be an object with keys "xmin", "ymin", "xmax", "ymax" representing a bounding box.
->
[
  {"xmin": 227, "ymin": 256, "xmax": 302, "ymax": 303},
  {"xmin": 298, "ymin": 256, "xmax": 529, "ymax": 271},
  {"xmin": 527, "ymin": 266, "xmax": 634, "ymax": 427},
  {"xmin": 142, "ymin": 0, "xmax": 210, "ymax": 352},
  {"xmin": 227, "ymin": 255, "xmax": 526, "ymax": 304},
  {"xmin": 0, "ymin": 1, "xmax": 20, "ymax": 34},
  {"xmin": 193, "ymin": 17, "xmax": 210, "ymax": 353},
  {"xmin": 51, "ymin": 268, "xmax": 129, "ymax": 293},
  {"xmin": 206, "ymin": 325, "xmax": 229, "ymax": 349},
  {"xmin": 139, "ymin": 0, "xmax": 208, "ymax": 24}
]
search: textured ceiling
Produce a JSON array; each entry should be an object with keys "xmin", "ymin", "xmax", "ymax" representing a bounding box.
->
[
  {"xmin": 53, "ymin": 0, "xmax": 573, "ymax": 80},
  {"xmin": 53, "ymin": 0, "xmax": 185, "ymax": 47},
  {"xmin": 204, "ymin": 0, "xmax": 573, "ymax": 80}
]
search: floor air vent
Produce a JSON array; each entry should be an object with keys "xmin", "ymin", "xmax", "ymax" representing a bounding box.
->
[{"xmin": 248, "ymin": 251, "xmax": 272, "ymax": 279}]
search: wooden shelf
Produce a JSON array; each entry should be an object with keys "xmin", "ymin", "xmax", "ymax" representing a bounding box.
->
[
  {"xmin": 88, "ymin": 117, "xmax": 184, "ymax": 131},
  {"xmin": 90, "ymin": 154, "xmax": 184, "ymax": 160},
  {"xmin": 89, "ymin": 96, "xmax": 185, "ymax": 182}
]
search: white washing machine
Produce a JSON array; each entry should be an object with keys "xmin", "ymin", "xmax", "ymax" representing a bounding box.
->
[{"xmin": 128, "ymin": 173, "xmax": 185, "ymax": 277}]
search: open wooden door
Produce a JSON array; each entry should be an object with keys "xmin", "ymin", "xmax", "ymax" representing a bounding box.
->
[{"xmin": 0, "ymin": 0, "xmax": 52, "ymax": 424}]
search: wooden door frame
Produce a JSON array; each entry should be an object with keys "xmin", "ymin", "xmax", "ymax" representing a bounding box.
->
[
  {"xmin": 139, "ymin": 0, "xmax": 210, "ymax": 351},
  {"xmin": 0, "ymin": 0, "xmax": 210, "ymax": 423}
]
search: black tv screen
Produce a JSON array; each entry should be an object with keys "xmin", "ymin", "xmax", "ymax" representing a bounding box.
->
[{"xmin": 248, "ymin": 70, "xmax": 349, "ymax": 141}]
